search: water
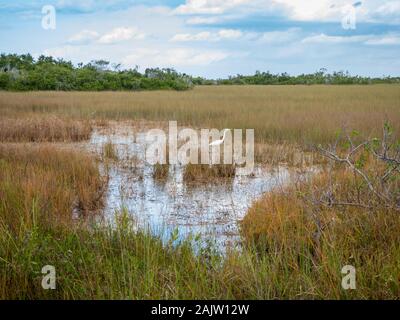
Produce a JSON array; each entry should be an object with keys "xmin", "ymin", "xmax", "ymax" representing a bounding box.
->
[{"xmin": 83, "ymin": 124, "xmax": 298, "ymax": 250}]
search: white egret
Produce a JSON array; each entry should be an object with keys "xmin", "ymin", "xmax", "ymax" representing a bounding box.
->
[{"xmin": 209, "ymin": 129, "xmax": 230, "ymax": 146}]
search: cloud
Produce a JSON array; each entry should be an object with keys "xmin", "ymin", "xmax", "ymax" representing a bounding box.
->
[
  {"xmin": 218, "ymin": 29, "xmax": 242, "ymax": 39},
  {"xmin": 67, "ymin": 30, "xmax": 99, "ymax": 44},
  {"xmin": 43, "ymin": 45, "xmax": 81, "ymax": 59},
  {"xmin": 171, "ymin": 29, "xmax": 242, "ymax": 42},
  {"xmin": 173, "ymin": 0, "xmax": 400, "ymax": 24},
  {"xmin": 376, "ymin": 1, "xmax": 400, "ymax": 15},
  {"xmin": 373, "ymin": 1, "xmax": 400, "ymax": 23},
  {"xmin": 301, "ymin": 33, "xmax": 369, "ymax": 44},
  {"xmin": 160, "ymin": 48, "xmax": 229, "ymax": 66},
  {"xmin": 302, "ymin": 33, "xmax": 400, "ymax": 46},
  {"xmin": 123, "ymin": 48, "xmax": 229, "ymax": 67},
  {"xmin": 174, "ymin": 0, "xmax": 251, "ymax": 15},
  {"xmin": 98, "ymin": 27, "xmax": 145, "ymax": 44},
  {"xmin": 171, "ymin": 28, "xmax": 299, "ymax": 44},
  {"xmin": 185, "ymin": 16, "xmax": 222, "ymax": 25},
  {"xmin": 259, "ymin": 28, "xmax": 301, "ymax": 44},
  {"xmin": 365, "ymin": 35, "xmax": 400, "ymax": 45},
  {"xmin": 273, "ymin": 0, "xmax": 340, "ymax": 21},
  {"xmin": 67, "ymin": 27, "xmax": 146, "ymax": 46},
  {"xmin": 171, "ymin": 31, "xmax": 213, "ymax": 42}
]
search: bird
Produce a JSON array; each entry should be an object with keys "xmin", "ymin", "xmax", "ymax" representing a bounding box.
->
[{"xmin": 209, "ymin": 129, "xmax": 230, "ymax": 146}]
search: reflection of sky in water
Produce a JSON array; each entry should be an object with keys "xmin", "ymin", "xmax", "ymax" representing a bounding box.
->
[{"xmin": 88, "ymin": 126, "xmax": 291, "ymax": 250}]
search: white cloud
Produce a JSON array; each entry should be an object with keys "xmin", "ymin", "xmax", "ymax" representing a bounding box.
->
[
  {"xmin": 160, "ymin": 48, "xmax": 228, "ymax": 66},
  {"xmin": 174, "ymin": 0, "xmax": 400, "ymax": 24},
  {"xmin": 98, "ymin": 27, "xmax": 145, "ymax": 44},
  {"xmin": 123, "ymin": 48, "xmax": 229, "ymax": 67},
  {"xmin": 301, "ymin": 33, "xmax": 369, "ymax": 44},
  {"xmin": 171, "ymin": 31, "xmax": 213, "ymax": 42},
  {"xmin": 373, "ymin": 1, "xmax": 400, "ymax": 23},
  {"xmin": 174, "ymin": 0, "xmax": 251, "ymax": 15},
  {"xmin": 365, "ymin": 35, "xmax": 400, "ymax": 45},
  {"xmin": 273, "ymin": 0, "xmax": 339, "ymax": 21},
  {"xmin": 217, "ymin": 29, "xmax": 242, "ymax": 39},
  {"xmin": 67, "ymin": 30, "xmax": 99, "ymax": 45},
  {"xmin": 171, "ymin": 29, "xmax": 243, "ymax": 42},
  {"xmin": 186, "ymin": 16, "xmax": 222, "ymax": 25},
  {"xmin": 376, "ymin": 1, "xmax": 400, "ymax": 15},
  {"xmin": 259, "ymin": 28, "xmax": 300, "ymax": 44},
  {"xmin": 43, "ymin": 45, "xmax": 81, "ymax": 59},
  {"xmin": 171, "ymin": 28, "xmax": 300, "ymax": 44},
  {"xmin": 302, "ymin": 33, "xmax": 400, "ymax": 46}
]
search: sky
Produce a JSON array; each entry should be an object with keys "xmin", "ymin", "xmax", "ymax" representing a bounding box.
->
[{"xmin": 0, "ymin": 0, "xmax": 399, "ymax": 78}]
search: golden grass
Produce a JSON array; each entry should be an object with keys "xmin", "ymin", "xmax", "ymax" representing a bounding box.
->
[
  {"xmin": 153, "ymin": 163, "xmax": 169, "ymax": 180},
  {"xmin": 0, "ymin": 116, "xmax": 91, "ymax": 142},
  {"xmin": 0, "ymin": 144, "xmax": 105, "ymax": 233},
  {"xmin": 183, "ymin": 163, "xmax": 236, "ymax": 182},
  {"xmin": 240, "ymin": 168, "xmax": 400, "ymax": 298},
  {"xmin": 1, "ymin": 85, "xmax": 399, "ymax": 299},
  {"xmin": 102, "ymin": 140, "xmax": 118, "ymax": 160},
  {"xmin": 0, "ymin": 85, "xmax": 399, "ymax": 145}
]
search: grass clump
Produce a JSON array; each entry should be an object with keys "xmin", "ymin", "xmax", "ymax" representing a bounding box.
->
[
  {"xmin": 152, "ymin": 146, "xmax": 169, "ymax": 181},
  {"xmin": 183, "ymin": 164, "xmax": 236, "ymax": 182},
  {"xmin": 102, "ymin": 140, "xmax": 118, "ymax": 161},
  {"xmin": 152, "ymin": 163, "xmax": 169, "ymax": 180}
]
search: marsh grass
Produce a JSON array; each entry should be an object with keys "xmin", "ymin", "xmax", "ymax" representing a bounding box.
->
[
  {"xmin": 240, "ymin": 168, "xmax": 400, "ymax": 299},
  {"xmin": 102, "ymin": 140, "xmax": 118, "ymax": 161},
  {"xmin": 0, "ymin": 85, "xmax": 399, "ymax": 145},
  {"xmin": 255, "ymin": 143, "xmax": 326, "ymax": 166},
  {"xmin": 152, "ymin": 146, "xmax": 170, "ymax": 181},
  {"xmin": 153, "ymin": 163, "xmax": 169, "ymax": 180},
  {"xmin": 0, "ymin": 146, "xmax": 399, "ymax": 299},
  {"xmin": 0, "ymin": 144, "xmax": 105, "ymax": 232},
  {"xmin": 0, "ymin": 116, "xmax": 91, "ymax": 142},
  {"xmin": 1, "ymin": 86, "xmax": 399, "ymax": 299},
  {"xmin": 183, "ymin": 164, "xmax": 236, "ymax": 182}
]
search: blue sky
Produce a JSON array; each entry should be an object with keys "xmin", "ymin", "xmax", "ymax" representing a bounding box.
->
[{"xmin": 1, "ymin": 0, "xmax": 399, "ymax": 78}]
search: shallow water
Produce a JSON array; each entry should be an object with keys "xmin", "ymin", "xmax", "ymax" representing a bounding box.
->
[{"xmin": 85, "ymin": 125, "xmax": 301, "ymax": 250}]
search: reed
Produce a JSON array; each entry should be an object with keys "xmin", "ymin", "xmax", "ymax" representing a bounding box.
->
[
  {"xmin": 1, "ymin": 85, "xmax": 398, "ymax": 145},
  {"xmin": 102, "ymin": 140, "xmax": 118, "ymax": 161},
  {"xmin": 0, "ymin": 116, "xmax": 91, "ymax": 142},
  {"xmin": 0, "ymin": 144, "xmax": 105, "ymax": 233},
  {"xmin": 183, "ymin": 164, "xmax": 236, "ymax": 182}
]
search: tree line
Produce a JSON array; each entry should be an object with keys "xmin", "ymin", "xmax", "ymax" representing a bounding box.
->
[
  {"xmin": 1, "ymin": 54, "xmax": 399, "ymax": 91},
  {"xmin": 0, "ymin": 54, "xmax": 192, "ymax": 91},
  {"xmin": 192, "ymin": 69, "xmax": 400, "ymax": 85}
]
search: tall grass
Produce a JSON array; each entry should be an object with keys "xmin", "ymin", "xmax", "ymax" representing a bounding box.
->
[
  {"xmin": 0, "ymin": 143, "xmax": 399, "ymax": 299},
  {"xmin": 0, "ymin": 85, "xmax": 399, "ymax": 145},
  {"xmin": 183, "ymin": 164, "xmax": 236, "ymax": 182},
  {"xmin": 102, "ymin": 140, "xmax": 118, "ymax": 161},
  {"xmin": 241, "ymin": 168, "xmax": 400, "ymax": 299},
  {"xmin": 1, "ymin": 86, "xmax": 399, "ymax": 299},
  {"xmin": 0, "ymin": 144, "xmax": 104, "ymax": 232},
  {"xmin": 0, "ymin": 116, "xmax": 91, "ymax": 142}
]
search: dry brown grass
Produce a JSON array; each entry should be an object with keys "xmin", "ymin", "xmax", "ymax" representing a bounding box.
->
[
  {"xmin": 153, "ymin": 163, "xmax": 169, "ymax": 180},
  {"xmin": 0, "ymin": 85, "xmax": 398, "ymax": 146},
  {"xmin": 0, "ymin": 144, "xmax": 105, "ymax": 233},
  {"xmin": 183, "ymin": 163, "xmax": 236, "ymax": 182},
  {"xmin": 0, "ymin": 116, "xmax": 91, "ymax": 142},
  {"xmin": 240, "ymin": 168, "xmax": 400, "ymax": 298},
  {"xmin": 102, "ymin": 140, "xmax": 118, "ymax": 160},
  {"xmin": 254, "ymin": 142, "xmax": 326, "ymax": 166}
]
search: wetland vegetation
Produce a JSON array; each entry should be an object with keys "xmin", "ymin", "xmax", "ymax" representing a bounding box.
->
[{"xmin": 0, "ymin": 85, "xmax": 399, "ymax": 299}]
